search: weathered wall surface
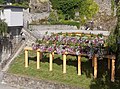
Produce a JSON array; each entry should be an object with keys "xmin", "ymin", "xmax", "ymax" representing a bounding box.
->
[
  {"xmin": 23, "ymin": 9, "xmax": 50, "ymax": 29},
  {"xmin": 94, "ymin": 0, "xmax": 113, "ymax": 15},
  {"xmin": 93, "ymin": 0, "xmax": 117, "ymax": 31},
  {"xmin": 24, "ymin": 0, "xmax": 117, "ymax": 31},
  {"xmin": 28, "ymin": 25, "xmax": 110, "ymax": 39},
  {"xmin": 29, "ymin": 0, "xmax": 50, "ymax": 13}
]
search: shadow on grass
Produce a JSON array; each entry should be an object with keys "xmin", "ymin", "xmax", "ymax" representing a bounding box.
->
[
  {"xmin": 28, "ymin": 53, "xmax": 93, "ymax": 78},
  {"xmin": 28, "ymin": 53, "xmax": 120, "ymax": 89},
  {"xmin": 90, "ymin": 60, "xmax": 120, "ymax": 89}
]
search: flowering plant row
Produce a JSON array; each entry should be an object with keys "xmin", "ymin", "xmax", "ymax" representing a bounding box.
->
[{"xmin": 32, "ymin": 32, "xmax": 107, "ymax": 58}]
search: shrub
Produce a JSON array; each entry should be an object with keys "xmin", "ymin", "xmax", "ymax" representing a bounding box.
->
[{"xmin": 50, "ymin": 20, "xmax": 80, "ymax": 29}]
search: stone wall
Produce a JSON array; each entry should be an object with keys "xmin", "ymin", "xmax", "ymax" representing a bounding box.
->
[
  {"xmin": 28, "ymin": 25, "xmax": 110, "ymax": 39},
  {"xmin": 29, "ymin": 0, "xmax": 50, "ymax": 13},
  {"xmin": 2, "ymin": 73, "xmax": 83, "ymax": 89},
  {"xmin": 23, "ymin": 0, "xmax": 117, "ymax": 31},
  {"xmin": 94, "ymin": 0, "xmax": 113, "ymax": 15},
  {"xmin": 23, "ymin": 9, "xmax": 50, "ymax": 29}
]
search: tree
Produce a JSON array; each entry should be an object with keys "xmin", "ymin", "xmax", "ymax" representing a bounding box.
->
[{"xmin": 50, "ymin": 0, "xmax": 98, "ymax": 24}]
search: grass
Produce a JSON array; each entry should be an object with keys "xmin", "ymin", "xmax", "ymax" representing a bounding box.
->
[{"xmin": 8, "ymin": 51, "xmax": 120, "ymax": 89}]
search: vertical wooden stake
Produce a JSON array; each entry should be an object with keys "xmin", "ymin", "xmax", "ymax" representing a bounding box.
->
[
  {"xmin": 108, "ymin": 56, "xmax": 110, "ymax": 69},
  {"xmin": 78, "ymin": 55, "xmax": 81, "ymax": 75},
  {"xmin": 52, "ymin": 52, "xmax": 54, "ymax": 59},
  {"xmin": 49, "ymin": 53, "xmax": 53, "ymax": 71},
  {"xmin": 94, "ymin": 55, "xmax": 97, "ymax": 79},
  {"xmin": 37, "ymin": 51, "xmax": 40, "ymax": 69},
  {"xmin": 92, "ymin": 57, "xmax": 94, "ymax": 67},
  {"xmin": 111, "ymin": 58, "xmax": 115, "ymax": 82},
  {"xmin": 63, "ymin": 54, "xmax": 66, "ymax": 74},
  {"xmin": 25, "ymin": 50, "xmax": 28, "ymax": 67}
]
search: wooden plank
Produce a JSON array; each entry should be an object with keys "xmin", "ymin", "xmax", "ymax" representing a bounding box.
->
[
  {"xmin": 111, "ymin": 58, "xmax": 115, "ymax": 82},
  {"xmin": 63, "ymin": 54, "xmax": 67, "ymax": 73},
  {"xmin": 94, "ymin": 54, "xmax": 97, "ymax": 79},
  {"xmin": 78, "ymin": 55, "xmax": 81, "ymax": 75},
  {"xmin": 25, "ymin": 50, "xmax": 28, "ymax": 67},
  {"xmin": 37, "ymin": 51, "xmax": 40, "ymax": 69},
  {"xmin": 24, "ymin": 47, "xmax": 33, "ymax": 50},
  {"xmin": 49, "ymin": 53, "xmax": 53, "ymax": 71},
  {"xmin": 108, "ymin": 56, "xmax": 110, "ymax": 69},
  {"xmin": 40, "ymin": 52, "xmax": 43, "ymax": 59},
  {"xmin": 24, "ymin": 46, "xmax": 41, "ymax": 51},
  {"xmin": 52, "ymin": 52, "xmax": 54, "ymax": 59}
]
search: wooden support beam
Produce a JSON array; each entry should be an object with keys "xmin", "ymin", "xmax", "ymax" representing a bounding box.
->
[
  {"xmin": 40, "ymin": 52, "xmax": 43, "ymax": 59},
  {"xmin": 25, "ymin": 50, "xmax": 28, "ymax": 67},
  {"xmin": 52, "ymin": 52, "xmax": 54, "ymax": 59},
  {"xmin": 49, "ymin": 53, "xmax": 53, "ymax": 71},
  {"xmin": 111, "ymin": 57, "xmax": 115, "ymax": 82},
  {"xmin": 78, "ymin": 55, "xmax": 81, "ymax": 75},
  {"xmin": 24, "ymin": 47, "xmax": 33, "ymax": 50},
  {"xmin": 108, "ymin": 56, "xmax": 110, "ymax": 69},
  {"xmin": 94, "ymin": 54, "xmax": 97, "ymax": 79},
  {"xmin": 63, "ymin": 54, "xmax": 66, "ymax": 74},
  {"xmin": 92, "ymin": 57, "xmax": 94, "ymax": 67},
  {"xmin": 37, "ymin": 51, "xmax": 40, "ymax": 69}
]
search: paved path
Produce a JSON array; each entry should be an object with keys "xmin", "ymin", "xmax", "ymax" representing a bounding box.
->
[
  {"xmin": 0, "ymin": 72, "xmax": 17, "ymax": 89},
  {"xmin": 0, "ymin": 83, "xmax": 17, "ymax": 89}
]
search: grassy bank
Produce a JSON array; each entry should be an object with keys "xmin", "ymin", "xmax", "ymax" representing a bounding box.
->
[{"xmin": 8, "ymin": 51, "xmax": 120, "ymax": 89}]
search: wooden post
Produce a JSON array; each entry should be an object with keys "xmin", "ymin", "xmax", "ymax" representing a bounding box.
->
[
  {"xmin": 63, "ymin": 54, "xmax": 66, "ymax": 73},
  {"xmin": 49, "ymin": 53, "xmax": 53, "ymax": 71},
  {"xmin": 111, "ymin": 56, "xmax": 115, "ymax": 82},
  {"xmin": 94, "ymin": 54, "xmax": 97, "ymax": 79},
  {"xmin": 37, "ymin": 51, "xmax": 40, "ymax": 69},
  {"xmin": 92, "ymin": 57, "xmax": 94, "ymax": 67},
  {"xmin": 40, "ymin": 52, "xmax": 43, "ymax": 59},
  {"xmin": 78, "ymin": 55, "xmax": 81, "ymax": 75},
  {"xmin": 108, "ymin": 56, "xmax": 110, "ymax": 69},
  {"xmin": 52, "ymin": 52, "xmax": 54, "ymax": 59},
  {"xmin": 25, "ymin": 50, "xmax": 28, "ymax": 67}
]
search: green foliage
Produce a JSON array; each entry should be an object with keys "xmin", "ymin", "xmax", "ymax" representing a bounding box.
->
[
  {"xmin": 0, "ymin": 19, "xmax": 7, "ymax": 36},
  {"xmin": 59, "ymin": 20, "xmax": 80, "ymax": 29},
  {"xmin": 50, "ymin": 20, "xmax": 80, "ymax": 29},
  {"xmin": 0, "ymin": 0, "xmax": 4, "ymax": 4},
  {"xmin": 106, "ymin": 31, "xmax": 117, "ymax": 53},
  {"xmin": 12, "ymin": 1, "xmax": 29, "ymax": 8},
  {"xmin": 48, "ymin": 11, "xmax": 58, "ymax": 22},
  {"xmin": 50, "ymin": 0, "xmax": 98, "ymax": 24},
  {"xmin": 111, "ymin": 0, "xmax": 115, "ymax": 15},
  {"xmin": 0, "ymin": 0, "xmax": 29, "ymax": 8},
  {"xmin": 78, "ymin": 0, "xmax": 99, "ymax": 23}
]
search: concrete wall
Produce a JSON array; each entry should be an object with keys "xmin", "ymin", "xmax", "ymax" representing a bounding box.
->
[
  {"xmin": 10, "ymin": 8, "xmax": 23, "ymax": 26},
  {"xmin": 0, "ymin": 9, "xmax": 11, "ymax": 25},
  {"xmin": 0, "ymin": 8, "xmax": 23, "ymax": 26}
]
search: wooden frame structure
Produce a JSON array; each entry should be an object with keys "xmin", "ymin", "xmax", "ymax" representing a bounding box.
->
[{"xmin": 24, "ymin": 46, "xmax": 116, "ymax": 82}]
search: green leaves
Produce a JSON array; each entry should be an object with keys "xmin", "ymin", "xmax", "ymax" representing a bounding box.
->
[
  {"xmin": 0, "ymin": 19, "xmax": 7, "ymax": 36},
  {"xmin": 50, "ymin": 0, "xmax": 98, "ymax": 24}
]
